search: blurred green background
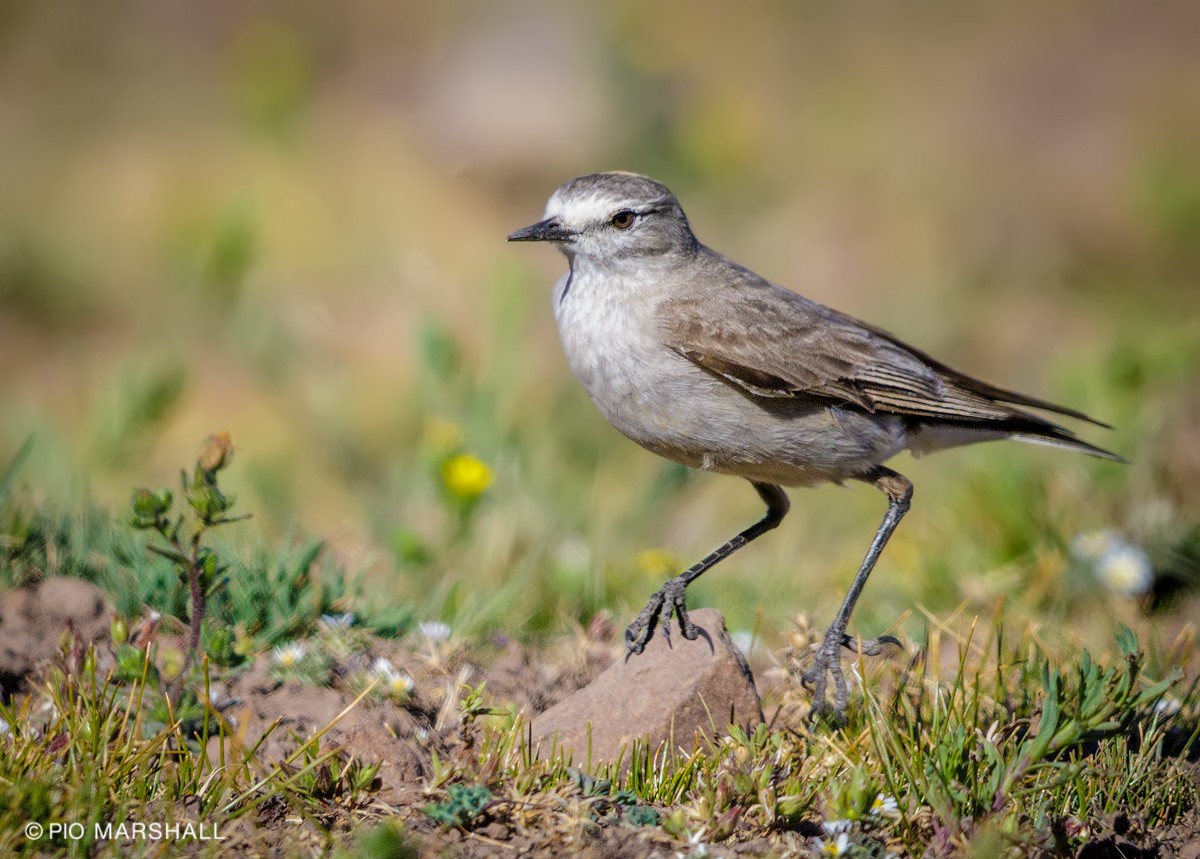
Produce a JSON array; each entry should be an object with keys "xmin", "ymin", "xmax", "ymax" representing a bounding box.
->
[{"xmin": 2, "ymin": 2, "xmax": 1198, "ymax": 648}]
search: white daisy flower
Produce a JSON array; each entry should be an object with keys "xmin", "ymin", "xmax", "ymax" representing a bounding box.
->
[
  {"xmin": 822, "ymin": 819, "xmax": 853, "ymax": 834},
  {"xmin": 321, "ymin": 612, "xmax": 355, "ymax": 628},
  {"xmin": 272, "ymin": 641, "xmax": 307, "ymax": 668},
  {"xmin": 813, "ymin": 831, "xmax": 850, "ymax": 856},
  {"xmin": 386, "ymin": 673, "xmax": 415, "ymax": 697},
  {"xmin": 370, "ymin": 657, "xmax": 414, "ymax": 697},
  {"xmin": 871, "ymin": 793, "xmax": 899, "ymax": 816},
  {"xmin": 1094, "ymin": 541, "xmax": 1153, "ymax": 595}
]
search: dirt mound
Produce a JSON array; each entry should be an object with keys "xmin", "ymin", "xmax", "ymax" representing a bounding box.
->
[
  {"xmin": 0, "ymin": 576, "xmax": 112, "ymax": 699},
  {"xmin": 208, "ymin": 631, "xmax": 616, "ymax": 804}
]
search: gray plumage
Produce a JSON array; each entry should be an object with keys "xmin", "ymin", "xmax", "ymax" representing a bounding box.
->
[{"xmin": 509, "ymin": 171, "xmax": 1123, "ymax": 718}]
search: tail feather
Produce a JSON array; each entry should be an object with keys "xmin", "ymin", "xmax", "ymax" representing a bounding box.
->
[
  {"xmin": 928, "ymin": 380, "xmax": 1127, "ymax": 463},
  {"xmin": 906, "ymin": 410, "xmax": 1128, "ymax": 463},
  {"xmin": 1008, "ymin": 431, "xmax": 1128, "ymax": 463},
  {"xmin": 853, "ymin": 315, "xmax": 1114, "ymax": 428}
]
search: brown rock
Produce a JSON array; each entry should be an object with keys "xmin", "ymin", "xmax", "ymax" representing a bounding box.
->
[
  {"xmin": 0, "ymin": 577, "xmax": 113, "ymax": 689},
  {"xmin": 531, "ymin": 608, "xmax": 761, "ymax": 768}
]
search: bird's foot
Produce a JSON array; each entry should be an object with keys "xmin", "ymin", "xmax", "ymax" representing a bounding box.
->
[
  {"xmin": 624, "ymin": 576, "xmax": 707, "ymax": 657},
  {"xmin": 801, "ymin": 629, "xmax": 901, "ymax": 722}
]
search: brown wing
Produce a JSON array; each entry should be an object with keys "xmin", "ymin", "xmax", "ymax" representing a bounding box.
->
[{"xmin": 658, "ymin": 261, "xmax": 1106, "ymax": 430}]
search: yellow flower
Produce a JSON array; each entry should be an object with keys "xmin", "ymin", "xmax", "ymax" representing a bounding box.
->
[
  {"xmin": 441, "ymin": 453, "xmax": 493, "ymax": 500},
  {"xmin": 636, "ymin": 548, "xmax": 679, "ymax": 579}
]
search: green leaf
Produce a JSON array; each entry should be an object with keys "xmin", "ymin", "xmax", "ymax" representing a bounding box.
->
[
  {"xmin": 421, "ymin": 783, "xmax": 493, "ymax": 828},
  {"xmin": 622, "ymin": 804, "xmax": 660, "ymax": 827}
]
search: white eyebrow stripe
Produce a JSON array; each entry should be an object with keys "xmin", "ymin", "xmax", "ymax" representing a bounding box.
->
[
  {"xmin": 545, "ymin": 192, "xmax": 666, "ymax": 229},
  {"xmin": 547, "ymin": 193, "xmax": 618, "ymax": 224}
]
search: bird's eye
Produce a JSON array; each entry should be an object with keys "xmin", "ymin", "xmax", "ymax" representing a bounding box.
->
[{"xmin": 610, "ymin": 210, "xmax": 636, "ymax": 230}]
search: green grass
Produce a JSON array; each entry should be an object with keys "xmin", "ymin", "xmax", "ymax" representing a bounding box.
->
[
  {"xmin": 1, "ymin": 625, "xmax": 1195, "ymax": 857},
  {"xmin": 407, "ymin": 620, "xmax": 1198, "ymax": 857},
  {"xmin": 0, "ymin": 640, "xmax": 402, "ymax": 858}
]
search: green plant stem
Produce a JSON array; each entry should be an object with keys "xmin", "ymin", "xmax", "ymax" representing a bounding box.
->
[
  {"xmin": 182, "ymin": 556, "xmax": 205, "ymax": 687},
  {"xmin": 164, "ymin": 521, "xmax": 208, "ymax": 702}
]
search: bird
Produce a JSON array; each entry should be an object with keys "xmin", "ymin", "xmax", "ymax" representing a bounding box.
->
[{"xmin": 507, "ymin": 171, "xmax": 1123, "ymax": 718}]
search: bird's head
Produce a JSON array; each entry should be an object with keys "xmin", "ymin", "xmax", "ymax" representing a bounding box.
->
[{"xmin": 507, "ymin": 171, "xmax": 697, "ymax": 265}]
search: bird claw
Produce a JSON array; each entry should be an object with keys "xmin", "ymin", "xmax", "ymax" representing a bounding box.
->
[
  {"xmin": 624, "ymin": 577, "xmax": 702, "ymax": 658},
  {"xmin": 841, "ymin": 632, "xmax": 901, "ymax": 656},
  {"xmin": 802, "ymin": 629, "xmax": 900, "ymax": 720}
]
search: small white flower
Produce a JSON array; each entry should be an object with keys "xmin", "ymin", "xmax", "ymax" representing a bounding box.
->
[
  {"xmin": 272, "ymin": 641, "xmax": 307, "ymax": 668},
  {"xmin": 418, "ymin": 621, "xmax": 452, "ymax": 643},
  {"xmin": 822, "ymin": 819, "xmax": 853, "ymax": 835},
  {"xmin": 1094, "ymin": 541, "xmax": 1153, "ymax": 596},
  {"xmin": 813, "ymin": 831, "xmax": 850, "ymax": 856},
  {"xmin": 370, "ymin": 657, "xmax": 414, "ymax": 697},
  {"xmin": 321, "ymin": 612, "xmax": 355, "ymax": 628},
  {"xmin": 1071, "ymin": 529, "xmax": 1119, "ymax": 562},
  {"xmin": 871, "ymin": 793, "xmax": 899, "ymax": 816},
  {"xmin": 386, "ymin": 673, "xmax": 415, "ymax": 697}
]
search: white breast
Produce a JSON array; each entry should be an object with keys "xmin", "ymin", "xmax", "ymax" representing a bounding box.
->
[{"xmin": 553, "ymin": 268, "xmax": 659, "ymax": 413}]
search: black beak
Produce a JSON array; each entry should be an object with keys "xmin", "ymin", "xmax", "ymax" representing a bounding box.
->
[{"xmin": 506, "ymin": 218, "xmax": 576, "ymax": 243}]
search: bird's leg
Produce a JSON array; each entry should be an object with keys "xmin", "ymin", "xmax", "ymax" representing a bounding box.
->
[
  {"xmin": 625, "ymin": 481, "xmax": 789, "ymax": 656},
  {"xmin": 803, "ymin": 466, "xmax": 912, "ymax": 720}
]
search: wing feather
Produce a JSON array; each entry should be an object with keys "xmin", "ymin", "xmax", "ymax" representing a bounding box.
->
[{"xmin": 657, "ymin": 254, "xmax": 1110, "ymax": 437}]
